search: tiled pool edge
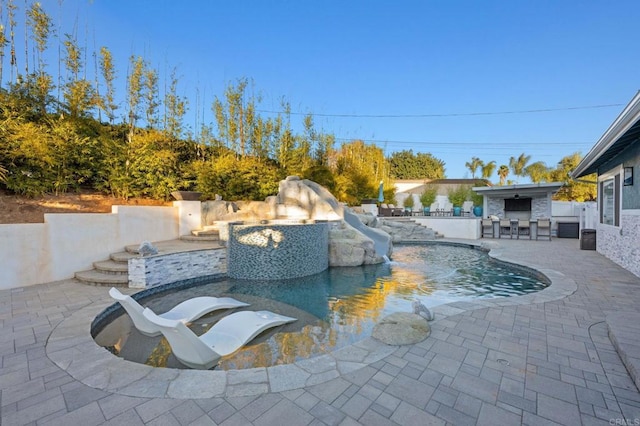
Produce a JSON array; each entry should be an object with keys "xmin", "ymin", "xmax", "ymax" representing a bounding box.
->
[{"xmin": 45, "ymin": 239, "xmax": 577, "ymax": 399}]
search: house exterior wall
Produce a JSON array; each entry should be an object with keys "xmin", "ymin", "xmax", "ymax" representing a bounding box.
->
[
  {"xmin": 599, "ymin": 141, "xmax": 640, "ymax": 210},
  {"xmin": 594, "ymin": 140, "xmax": 640, "ymax": 278},
  {"xmin": 597, "ymin": 212, "xmax": 640, "ymax": 278}
]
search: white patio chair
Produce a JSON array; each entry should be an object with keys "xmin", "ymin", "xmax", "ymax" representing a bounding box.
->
[
  {"xmin": 142, "ymin": 308, "xmax": 297, "ymax": 369},
  {"xmin": 109, "ymin": 287, "xmax": 249, "ymax": 337}
]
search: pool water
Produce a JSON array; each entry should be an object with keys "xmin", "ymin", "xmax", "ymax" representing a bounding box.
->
[{"xmin": 95, "ymin": 244, "xmax": 548, "ymax": 370}]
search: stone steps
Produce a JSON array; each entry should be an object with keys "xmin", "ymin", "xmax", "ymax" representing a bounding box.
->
[
  {"xmin": 93, "ymin": 259, "xmax": 128, "ymax": 275},
  {"xmin": 180, "ymin": 234, "xmax": 223, "ymax": 243},
  {"xmin": 74, "ymin": 269, "xmax": 129, "ymax": 286},
  {"xmin": 110, "ymin": 251, "xmax": 137, "ymax": 262},
  {"xmin": 191, "ymin": 228, "xmax": 220, "ymax": 237},
  {"xmin": 75, "ymin": 238, "xmax": 222, "ymax": 287}
]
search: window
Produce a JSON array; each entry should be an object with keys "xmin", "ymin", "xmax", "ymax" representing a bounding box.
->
[
  {"xmin": 504, "ymin": 198, "xmax": 532, "ymax": 212},
  {"xmin": 600, "ymin": 172, "xmax": 620, "ymax": 226}
]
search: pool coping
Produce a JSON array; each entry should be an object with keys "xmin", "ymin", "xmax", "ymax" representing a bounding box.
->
[{"xmin": 45, "ymin": 239, "xmax": 577, "ymax": 399}]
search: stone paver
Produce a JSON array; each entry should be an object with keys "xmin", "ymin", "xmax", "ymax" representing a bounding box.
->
[{"xmin": 2, "ymin": 238, "xmax": 640, "ymax": 425}]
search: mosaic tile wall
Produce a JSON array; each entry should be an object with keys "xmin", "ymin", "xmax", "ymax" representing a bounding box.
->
[
  {"xmin": 227, "ymin": 223, "xmax": 329, "ymax": 280},
  {"xmin": 129, "ymin": 249, "xmax": 227, "ymax": 289}
]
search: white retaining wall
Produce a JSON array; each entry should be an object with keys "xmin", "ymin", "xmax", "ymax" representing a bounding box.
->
[
  {"xmin": 0, "ymin": 202, "xmax": 198, "ymax": 290},
  {"xmin": 413, "ymin": 217, "xmax": 481, "ymax": 239}
]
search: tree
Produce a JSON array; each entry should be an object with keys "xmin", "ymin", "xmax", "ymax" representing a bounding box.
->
[
  {"xmin": 212, "ymin": 77, "xmax": 257, "ymax": 156},
  {"xmin": 7, "ymin": 0, "xmax": 17, "ymax": 83},
  {"xmin": 333, "ymin": 140, "xmax": 389, "ymax": 205},
  {"xmin": 164, "ymin": 68, "xmax": 188, "ymax": 140},
  {"xmin": 143, "ymin": 66, "xmax": 160, "ymax": 129},
  {"xmin": 62, "ymin": 33, "xmax": 95, "ymax": 118},
  {"xmin": 498, "ymin": 164, "xmax": 509, "ymax": 185},
  {"xmin": 465, "ymin": 157, "xmax": 483, "ymax": 179},
  {"xmin": 481, "ymin": 160, "xmax": 496, "ymax": 181},
  {"xmin": 388, "ymin": 149, "xmax": 445, "ymax": 179},
  {"xmin": 509, "ymin": 153, "xmax": 531, "ymax": 183},
  {"xmin": 525, "ymin": 161, "xmax": 550, "ymax": 183},
  {"xmin": 0, "ymin": 2, "xmax": 8, "ymax": 87},
  {"xmin": 26, "ymin": 2, "xmax": 52, "ymax": 77},
  {"xmin": 549, "ymin": 153, "xmax": 596, "ymax": 201},
  {"xmin": 98, "ymin": 46, "xmax": 117, "ymax": 123},
  {"xmin": 126, "ymin": 55, "xmax": 145, "ymax": 143}
]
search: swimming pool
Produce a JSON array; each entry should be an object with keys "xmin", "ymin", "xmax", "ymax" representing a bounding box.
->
[{"xmin": 94, "ymin": 243, "xmax": 549, "ymax": 370}]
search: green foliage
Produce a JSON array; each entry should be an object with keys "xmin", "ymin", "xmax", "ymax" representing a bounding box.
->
[
  {"xmin": 403, "ymin": 194, "xmax": 414, "ymax": 208},
  {"xmin": 195, "ymin": 154, "xmax": 281, "ymax": 201},
  {"xmin": 525, "ymin": 161, "xmax": 550, "ymax": 183},
  {"xmin": 465, "ymin": 157, "xmax": 483, "ymax": 179},
  {"xmin": 419, "ymin": 185, "xmax": 438, "ymax": 206},
  {"xmin": 388, "ymin": 150, "xmax": 445, "ymax": 180},
  {"xmin": 333, "ymin": 140, "xmax": 389, "ymax": 205},
  {"xmin": 447, "ymin": 185, "xmax": 472, "ymax": 207},
  {"xmin": 481, "ymin": 160, "xmax": 496, "ymax": 181},
  {"xmin": 498, "ymin": 164, "xmax": 509, "ymax": 185},
  {"xmin": 302, "ymin": 165, "xmax": 336, "ymax": 193},
  {"xmin": 549, "ymin": 153, "xmax": 597, "ymax": 201},
  {"xmin": 470, "ymin": 190, "xmax": 483, "ymax": 206},
  {"xmin": 509, "ymin": 153, "xmax": 531, "ymax": 182}
]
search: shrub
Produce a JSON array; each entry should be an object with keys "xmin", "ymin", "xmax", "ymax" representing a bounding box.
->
[
  {"xmin": 419, "ymin": 185, "xmax": 438, "ymax": 206},
  {"xmin": 403, "ymin": 194, "xmax": 415, "ymax": 208},
  {"xmin": 447, "ymin": 185, "xmax": 471, "ymax": 207}
]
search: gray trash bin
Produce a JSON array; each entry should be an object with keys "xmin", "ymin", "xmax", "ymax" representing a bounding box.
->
[{"xmin": 580, "ymin": 229, "xmax": 596, "ymax": 250}]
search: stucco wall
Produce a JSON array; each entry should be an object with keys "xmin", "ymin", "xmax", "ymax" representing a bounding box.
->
[
  {"xmin": 0, "ymin": 205, "xmax": 181, "ymax": 290},
  {"xmin": 413, "ymin": 217, "xmax": 481, "ymax": 239},
  {"xmin": 597, "ymin": 212, "xmax": 640, "ymax": 278}
]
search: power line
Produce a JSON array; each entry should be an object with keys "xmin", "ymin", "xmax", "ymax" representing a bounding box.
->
[
  {"xmin": 334, "ymin": 138, "xmax": 588, "ymax": 146},
  {"xmin": 256, "ymin": 103, "xmax": 623, "ymax": 118}
]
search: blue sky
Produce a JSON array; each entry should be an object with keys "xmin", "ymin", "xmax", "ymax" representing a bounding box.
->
[{"xmin": 10, "ymin": 0, "xmax": 640, "ymax": 181}]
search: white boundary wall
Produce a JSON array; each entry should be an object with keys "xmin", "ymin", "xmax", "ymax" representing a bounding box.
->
[
  {"xmin": 0, "ymin": 202, "xmax": 199, "ymax": 290},
  {"xmin": 413, "ymin": 217, "xmax": 481, "ymax": 239}
]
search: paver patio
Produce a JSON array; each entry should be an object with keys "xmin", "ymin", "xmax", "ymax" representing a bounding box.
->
[{"xmin": 1, "ymin": 238, "xmax": 639, "ymax": 425}]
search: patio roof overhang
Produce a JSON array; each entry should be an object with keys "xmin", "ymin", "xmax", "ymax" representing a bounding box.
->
[
  {"xmin": 572, "ymin": 91, "xmax": 640, "ymax": 178},
  {"xmin": 472, "ymin": 182, "xmax": 564, "ymax": 198}
]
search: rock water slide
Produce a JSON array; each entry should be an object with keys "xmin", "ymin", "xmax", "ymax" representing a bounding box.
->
[{"xmin": 278, "ymin": 177, "xmax": 392, "ymax": 262}]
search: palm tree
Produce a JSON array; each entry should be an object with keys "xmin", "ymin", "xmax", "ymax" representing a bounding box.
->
[
  {"xmin": 465, "ymin": 157, "xmax": 483, "ymax": 179},
  {"xmin": 498, "ymin": 165, "xmax": 509, "ymax": 185},
  {"xmin": 509, "ymin": 153, "xmax": 531, "ymax": 183},
  {"xmin": 481, "ymin": 161, "xmax": 496, "ymax": 181}
]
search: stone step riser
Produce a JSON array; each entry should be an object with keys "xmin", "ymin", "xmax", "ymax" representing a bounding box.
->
[
  {"xmin": 191, "ymin": 229, "xmax": 220, "ymax": 237},
  {"xmin": 180, "ymin": 235, "xmax": 224, "ymax": 243},
  {"xmin": 74, "ymin": 270, "xmax": 128, "ymax": 287}
]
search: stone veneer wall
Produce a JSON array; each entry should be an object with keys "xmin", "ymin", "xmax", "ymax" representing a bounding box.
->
[
  {"xmin": 597, "ymin": 213, "xmax": 640, "ymax": 278},
  {"xmin": 129, "ymin": 249, "xmax": 227, "ymax": 289},
  {"xmin": 228, "ymin": 222, "xmax": 329, "ymax": 280},
  {"xmin": 486, "ymin": 195, "xmax": 550, "ymax": 219}
]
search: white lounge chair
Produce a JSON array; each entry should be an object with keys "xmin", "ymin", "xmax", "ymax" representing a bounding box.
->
[
  {"xmin": 142, "ymin": 308, "xmax": 297, "ymax": 369},
  {"xmin": 109, "ymin": 287, "xmax": 249, "ymax": 337}
]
